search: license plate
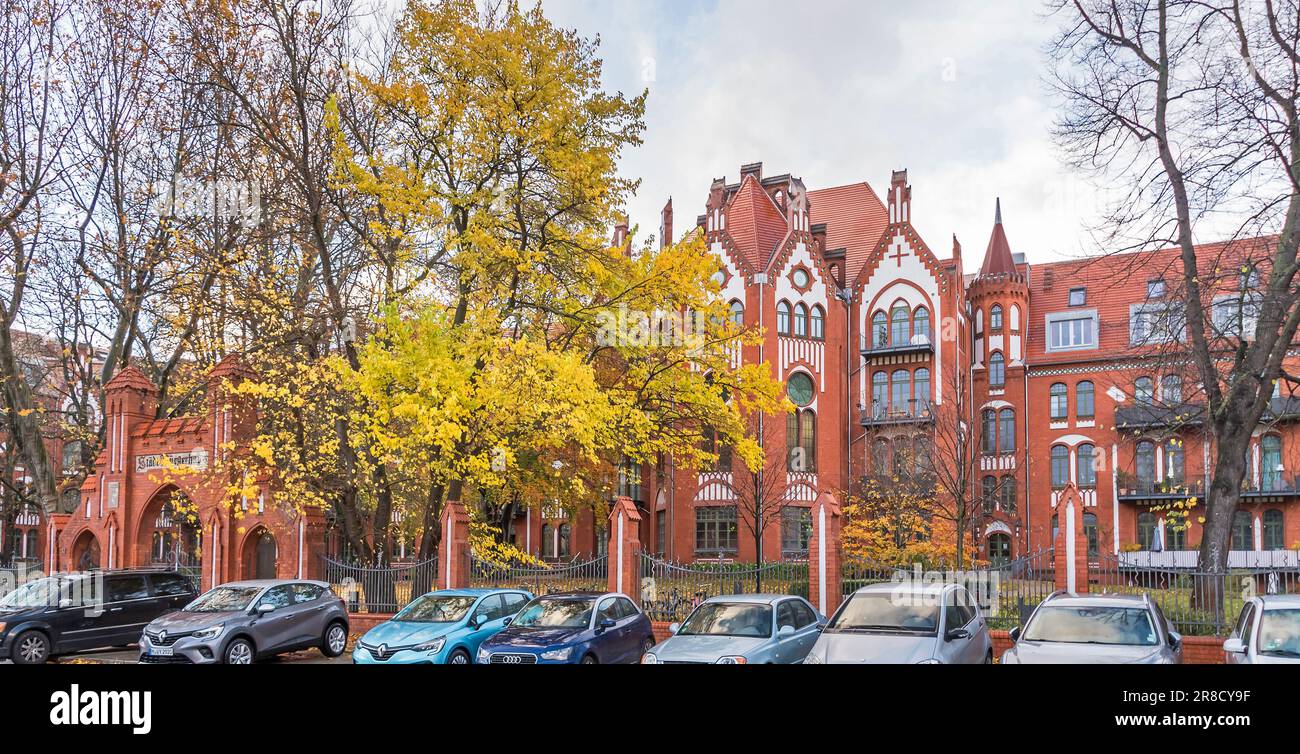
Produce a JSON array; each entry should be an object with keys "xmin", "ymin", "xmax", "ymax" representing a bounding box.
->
[{"xmin": 149, "ymin": 646, "xmax": 173, "ymax": 657}]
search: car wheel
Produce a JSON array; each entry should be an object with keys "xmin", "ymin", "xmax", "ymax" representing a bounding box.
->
[
  {"xmin": 12, "ymin": 630, "xmax": 50, "ymax": 665},
  {"xmin": 640, "ymin": 637, "xmax": 654, "ymax": 657},
  {"xmin": 580, "ymin": 653, "xmax": 598, "ymax": 665},
  {"xmin": 223, "ymin": 637, "xmax": 255, "ymax": 665},
  {"xmin": 321, "ymin": 622, "xmax": 348, "ymax": 658},
  {"xmin": 447, "ymin": 649, "xmax": 471, "ymax": 665}
]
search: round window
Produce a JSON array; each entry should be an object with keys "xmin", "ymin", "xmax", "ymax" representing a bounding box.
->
[
  {"xmin": 787, "ymin": 373, "xmax": 814, "ymax": 407},
  {"xmin": 791, "ymin": 268, "xmax": 810, "ymax": 288}
]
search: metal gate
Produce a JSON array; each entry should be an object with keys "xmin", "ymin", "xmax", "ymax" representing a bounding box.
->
[
  {"xmin": 638, "ymin": 554, "xmax": 809, "ymax": 622},
  {"xmin": 322, "ymin": 557, "xmax": 437, "ymax": 614},
  {"xmin": 469, "ymin": 554, "xmax": 608, "ymax": 595}
]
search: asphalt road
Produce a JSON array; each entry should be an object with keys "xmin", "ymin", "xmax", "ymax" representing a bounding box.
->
[{"xmin": 3, "ymin": 642, "xmax": 355, "ymax": 665}]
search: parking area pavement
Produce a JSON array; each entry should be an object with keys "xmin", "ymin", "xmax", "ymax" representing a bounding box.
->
[{"xmin": 2, "ymin": 644, "xmax": 354, "ymax": 665}]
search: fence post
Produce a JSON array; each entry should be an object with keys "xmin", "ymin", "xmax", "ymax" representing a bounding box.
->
[
  {"xmin": 439, "ymin": 499, "xmax": 470, "ymax": 590},
  {"xmin": 1053, "ymin": 483, "xmax": 1089, "ymax": 594},
  {"xmin": 607, "ymin": 496, "xmax": 642, "ymax": 602},
  {"xmin": 808, "ymin": 491, "xmax": 843, "ymax": 616}
]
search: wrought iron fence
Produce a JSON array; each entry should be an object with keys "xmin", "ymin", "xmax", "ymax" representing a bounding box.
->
[
  {"xmin": 321, "ymin": 556, "xmax": 437, "ymax": 614},
  {"xmin": 638, "ymin": 555, "xmax": 810, "ymax": 622},
  {"xmin": 1093, "ymin": 553, "xmax": 1300, "ymax": 636},
  {"xmin": 0, "ymin": 559, "xmax": 46, "ymax": 588},
  {"xmin": 469, "ymin": 555, "xmax": 608, "ymax": 595}
]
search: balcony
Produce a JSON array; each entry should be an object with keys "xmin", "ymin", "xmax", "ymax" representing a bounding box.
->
[
  {"xmin": 1263, "ymin": 395, "xmax": 1300, "ymax": 422},
  {"xmin": 1113, "ymin": 401, "xmax": 1205, "ymax": 430},
  {"xmin": 1118, "ymin": 550, "xmax": 1300, "ymax": 569},
  {"xmin": 1241, "ymin": 473, "xmax": 1300, "ymax": 498},
  {"xmin": 859, "ymin": 333, "xmax": 934, "ymax": 359},
  {"xmin": 860, "ymin": 399, "xmax": 934, "ymax": 427},
  {"xmin": 1116, "ymin": 478, "xmax": 1205, "ymax": 502}
]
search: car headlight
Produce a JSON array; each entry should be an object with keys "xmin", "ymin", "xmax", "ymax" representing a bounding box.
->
[
  {"xmin": 916, "ymin": 658, "xmax": 942, "ymax": 664},
  {"xmin": 715, "ymin": 655, "xmax": 747, "ymax": 664},
  {"xmin": 541, "ymin": 647, "xmax": 572, "ymax": 661},
  {"xmin": 477, "ymin": 647, "xmax": 490, "ymax": 663},
  {"xmin": 0, "ymin": 622, "xmax": 7, "ymax": 635},
  {"xmin": 803, "ymin": 653, "xmax": 822, "ymax": 664},
  {"xmin": 413, "ymin": 637, "xmax": 446, "ymax": 654},
  {"xmin": 191, "ymin": 624, "xmax": 224, "ymax": 640},
  {"xmin": 641, "ymin": 653, "xmax": 658, "ymax": 664}
]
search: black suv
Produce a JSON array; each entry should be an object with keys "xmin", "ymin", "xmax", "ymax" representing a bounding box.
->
[{"xmin": 0, "ymin": 569, "xmax": 197, "ymax": 664}]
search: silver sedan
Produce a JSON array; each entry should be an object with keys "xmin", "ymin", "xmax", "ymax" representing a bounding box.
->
[
  {"xmin": 1001, "ymin": 592, "xmax": 1182, "ymax": 664},
  {"xmin": 803, "ymin": 582, "xmax": 992, "ymax": 664},
  {"xmin": 641, "ymin": 594, "xmax": 825, "ymax": 664},
  {"xmin": 1224, "ymin": 594, "xmax": 1300, "ymax": 664}
]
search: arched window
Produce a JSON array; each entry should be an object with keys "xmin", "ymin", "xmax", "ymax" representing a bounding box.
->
[
  {"xmin": 1262, "ymin": 435, "xmax": 1283, "ymax": 491},
  {"xmin": 793, "ymin": 303, "xmax": 809, "ymax": 337},
  {"xmin": 1000, "ymin": 475, "xmax": 1017, "ymax": 514},
  {"xmin": 1137, "ymin": 512, "xmax": 1157, "ymax": 550},
  {"xmin": 776, "ymin": 301, "xmax": 791, "ymax": 335},
  {"xmin": 981, "ymin": 409, "xmax": 996, "ymax": 455},
  {"xmin": 810, "ymin": 305, "xmax": 825, "ymax": 339},
  {"xmin": 1049, "ymin": 383, "xmax": 1068, "ymax": 421},
  {"xmin": 872, "ymin": 311, "xmax": 888, "ymax": 347},
  {"xmin": 890, "ymin": 303, "xmax": 910, "ymax": 345},
  {"xmin": 891, "ymin": 369, "xmax": 911, "ymax": 414},
  {"xmin": 1077, "ymin": 443, "xmax": 1097, "ymax": 488},
  {"xmin": 913, "ymin": 307, "xmax": 931, "ymax": 343},
  {"xmin": 982, "ymin": 476, "xmax": 997, "ymax": 514},
  {"xmin": 1135, "ymin": 441, "xmax": 1156, "ymax": 490},
  {"xmin": 1084, "ymin": 512, "xmax": 1099, "ymax": 557},
  {"xmin": 1050, "ymin": 446, "xmax": 1069, "ymax": 489},
  {"xmin": 729, "ymin": 300, "xmax": 744, "ymax": 327},
  {"xmin": 1076, "ymin": 380, "xmax": 1095, "ymax": 419},
  {"xmin": 800, "ymin": 410, "xmax": 816, "ymax": 472},
  {"xmin": 915, "ymin": 436, "xmax": 932, "ymax": 473},
  {"xmin": 990, "ymin": 304, "xmax": 1003, "ymax": 330},
  {"xmin": 1164, "ymin": 439, "xmax": 1184, "ymax": 486},
  {"xmin": 1162, "ymin": 375, "xmax": 1182, "ymax": 403},
  {"xmin": 1231, "ymin": 510, "xmax": 1253, "ymax": 551},
  {"xmin": 998, "ymin": 408, "xmax": 1015, "ymax": 453},
  {"xmin": 913, "ymin": 368, "xmax": 931, "ymax": 411},
  {"xmin": 871, "ymin": 371, "xmax": 888, "ymax": 417},
  {"xmin": 1264, "ymin": 509, "xmax": 1284, "ymax": 550},
  {"xmin": 988, "ymin": 351, "xmax": 1005, "ymax": 388},
  {"xmin": 558, "ymin": 523, "xmax": 571, "ymax": 559},
  {"xmin": 1165, "ymin": 519, "xmax": 1186, "ymax": 551},
  {"xmin": 1135, "ymin": 376, "xmax": 1154, "ymax": 404},
  {"xmin": 541, "ymin": 523, "xmax": 555, "ymax": 559},
  {"xmin": 872, "ymin": 440, "xmax": 891, "ymax": 473}
]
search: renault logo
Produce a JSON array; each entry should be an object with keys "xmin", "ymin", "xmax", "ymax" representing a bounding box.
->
[
  {"xmin": 159, "ymin": 630, "xmax": 166, "ymax": 643},
  {"xmin": 377, "ymin": 644, "xmax": 388, "ymax": 656}
]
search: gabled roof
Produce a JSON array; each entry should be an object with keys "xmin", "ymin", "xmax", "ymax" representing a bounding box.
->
[
  {"xmin": 208, "ymin": 353, "xmax": 256, "ymax": 381},
  {"xmin": 130, "ymin": 417, "xmax": 207, "ymax": 438},
  {"xmin": 103, "ymin": 365, "xmax": 155, "ymax": 392},
  {"xmin": 725, "ymin": 175, "xmax": 789, "ymax": 271},
  {"xmin": 807, "ymin": 182, "xmax": 890, "ymax": 284},
  {"xmin": 979, "ymin": 198, "xmax": 1016, "ymax": 277}
]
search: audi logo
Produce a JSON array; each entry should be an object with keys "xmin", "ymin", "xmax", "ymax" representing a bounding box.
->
[{"xmin": 500, "ymin": 655, "xmax": 523, "ymax": 664}]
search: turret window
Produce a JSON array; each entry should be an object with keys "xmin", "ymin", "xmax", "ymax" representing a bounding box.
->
[
  {"xmin": 988, "ymin": 351, "xmax": 1005, "ymax": 388},
  {"xmin": 989, "ymin": 304, "xmax": 1003, "ymax": 331}
]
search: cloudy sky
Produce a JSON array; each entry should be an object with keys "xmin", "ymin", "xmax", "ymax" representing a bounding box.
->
[{"xmin": 539, "ymin": 0, "xmax": 1109, "ymax": 267}]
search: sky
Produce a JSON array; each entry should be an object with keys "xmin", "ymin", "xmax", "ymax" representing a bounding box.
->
[{"xmin": 538, "ymin": 0, "xmax": 1110, "ymax": 267}]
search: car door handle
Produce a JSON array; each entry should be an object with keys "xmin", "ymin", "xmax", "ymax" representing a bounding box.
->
[{"xmin": 108, "ymin": 607, "xmax": 124, "ymax": 612}]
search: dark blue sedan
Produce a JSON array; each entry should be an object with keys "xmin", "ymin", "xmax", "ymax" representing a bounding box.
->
[{"xmin": 475, "ymin": 591, "xmax": 654, "ymax": 664}]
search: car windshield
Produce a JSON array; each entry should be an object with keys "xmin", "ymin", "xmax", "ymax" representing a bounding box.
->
[
  {"xmin": 1258, "ymin": 608, "xmax": 1300, "ymax": 657},
  {"xmin": 826, "ymin": 592, "xmax": 939, "ymax": 635},
  {"xmin": 679, "ymin": 602, "xmax": 772, "ymax": 637},
  {"xmin": 1023, "ymin": 606, "xmax": 1158, "ymax": 646},
  {"xmin": 395, "ymin": 595, "xmax": 478, "ymax": 623},
  {"xmin": 185, "ymin": 586, "xmax": 263, "ymax": 613},
  {"xmin": 0, "ymin": 577, "xmax": 75, "ymax": 609},
  {"xmin": 512, "ymin": 598, "xmax": 593, "ymax": 628}
]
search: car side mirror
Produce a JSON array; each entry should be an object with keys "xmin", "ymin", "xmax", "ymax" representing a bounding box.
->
[
  {"xmin": 944, "ymin": 628, "xmax": 971, "ymax": 642},
  {"xmin": 816, "ymin": 619, "xmax": 828, "ymax": 631},
  {"xmin": 778, "ymin": 624, "xmax": 796, "ymax": 639},
  {"xmin": 1009, "ymin": 626, "xmax": 1021, "ymax": 642},
  {"xmin": 1223, "ymin": 637, "xmax": 1245, "ymax": 654},
  {"xmin": 501, "ymin": 616, "xmax": 512, "ymax": 627},
  {"xmin": 1168, "ymin": 631, "xmax": 1183, "ymax": 649},
  {"xmin": 256, "ymin": 603, "xmax": 276, "ymax": 615},
  {"xmin": 596, "ymin": 617, "xmax": 616, "ymax": 633},
  {"xmin": 668, "ymin": 622, "xmax": 680, "ymax": 635}
]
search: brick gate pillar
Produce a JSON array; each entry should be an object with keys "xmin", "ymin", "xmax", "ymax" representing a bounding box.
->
[
  {"xmin": 607, "ymin": 496, "xmax": 642, "ymax": 602},
  {"xmin": 438, "ymin": 499, "xmax": 470, "ymax": 590},
  {"xmin": 808, "ymin": 491, "xmax": 843, "ymax": 616},
  {"xmin": 1053, "ymin": 483, "xmax": 1089, "ymax": 594}
]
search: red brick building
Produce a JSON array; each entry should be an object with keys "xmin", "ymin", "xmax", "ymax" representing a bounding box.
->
[{"xmin": 511, "ymin": 162, "xmax": 1300, "ymax": 569}]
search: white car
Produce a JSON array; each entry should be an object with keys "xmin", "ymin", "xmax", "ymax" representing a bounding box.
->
[
  {"xmin": 1224, "ymin": 594, "xmax": 1300, "ymax": 664},
  {"xmin": 802, "ymin": 582, "xmax": 992, "ymax": 664}
]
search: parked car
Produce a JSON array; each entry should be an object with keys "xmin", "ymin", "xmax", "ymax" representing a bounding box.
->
[
  {"xmin": 641, "ymin": 594, "xmax": 824, "ymax": 664},
  {"xmin": 1001, "ymin": 592, "xmax": 1181, "ymax": 664},
  {"xmin": 476, "ymin": 591, "xmax": 653, "ymax": 664},
  {"xmin": 139, "ymin": 579, "xmax": 348, "ymax": 664},
  {"xmin": 1224, "ymin": 594, "xmax": 1300, "ymax": 664},
  {"xmin": 802, "ymin": 582, "xmax": 992, "ymax": 664},
  {"xmin": 354, "ymin": 588, "xmax": 531, "ymax": 664},
  {"xmin": 0, "ymin": 569, "xmax": 197, "ymax": 665}
]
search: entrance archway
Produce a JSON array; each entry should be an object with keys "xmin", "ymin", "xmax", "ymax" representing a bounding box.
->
[
  {"xmin": 988, "ymin": 533, "xmax": 1011, "ymax": 568},
  {"xmin": 71, "ymin": 530, "xmax": 100, "ymax": 571},
  {"xmin": 242, "ymin": 527, "xmax": 277, "ymax": 580},
  {"xmin": 139, "ymin": 487, "xmax": 201, "ymax": 574}
]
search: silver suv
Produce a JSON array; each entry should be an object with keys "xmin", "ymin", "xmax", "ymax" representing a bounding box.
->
[
  {"xmin": 139, "ymin": 579, "xmax": 349, "ymax": 664},
  {"xmin": 1224, "ymin": 594, "xmax": 1300, "ymax": 664},
  {"xmin": 1001, "ymin": 592, "xmax": 1182, "ymax": 664}
]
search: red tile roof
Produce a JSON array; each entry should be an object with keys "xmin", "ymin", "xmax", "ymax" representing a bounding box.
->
[
  {"xmin": 979, "ymin": 200, "xmax": 1016, "ymax": 277},
  {"xmin": 725, "ymin": 175, "xmax": 789, "ymax": 270},
  {"xmin": 208, "ymin": 353, "xmax": 256, "ymax": 381},
  {"xmin": 130, "ymin": 417, "xmax": 207, "ymax": 438},
  {"xmin": 103, "ymin": 365, "xmax": 155, "ymax": 392},
  {"xmin": 807, "ymin": 182, "xmax": 889, "ymax": 284}
]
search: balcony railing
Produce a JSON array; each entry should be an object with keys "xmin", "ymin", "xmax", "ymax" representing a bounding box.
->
[
  {"xmin": 1116, "ymin": 478, "xmax": 1205, "ymax": 501},
  {"xmin": 1118, "ymin": 550, "xmax": 1300, "ymax": 569},
  {"xmin": 859, "ymin": 333, "xmax": 934, "ymax": 358},
  {"xmin": 860, "ymin": 399, "xmax": 934, "ymax": 427},
  {"xmin": 1242, "ymin": 473, "xmax": 1300, "ymax": 496},
  {"xmin": 1113, "ymin": 401, "xmax": 1206, "ymax": 430}
]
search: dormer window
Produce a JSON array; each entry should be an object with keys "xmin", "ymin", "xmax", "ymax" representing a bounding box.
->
[
  {"xmin": 1068, "ymin": 287, "xmax": 1086, "ymax": 307},
  {"xmin": 1147, "ymin": 279, "xmax": 1166, "ymax": 299}
]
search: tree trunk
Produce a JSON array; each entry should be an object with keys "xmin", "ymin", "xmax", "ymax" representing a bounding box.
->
[{"xmin": 1195, "ymin": 433, "xmax": 1250, "ymax": 625}]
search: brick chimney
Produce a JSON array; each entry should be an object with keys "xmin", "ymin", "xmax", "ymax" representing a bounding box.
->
[
  {"xmin": 660, "ymin": 198, "xmax": 673, "ymax": 250},
  {"xmin": 889, "ymin": 169, "xmax": 911, "ymax": 225}
]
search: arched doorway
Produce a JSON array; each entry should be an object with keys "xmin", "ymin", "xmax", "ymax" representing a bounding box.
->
[
  {"xmin": 988, "ymin": 533, "xmax": 1011, "ymax": 568},
  {"xmin": 242, "ymin": 527, "xmax": 277, "ymax": 580},
  {"xmin": 140, "ymin": 487, "xmax": 201, "ymax": 577},
  {"xmin": 71, "ymin": 530, "xmax": 100, "ymax": 571}
]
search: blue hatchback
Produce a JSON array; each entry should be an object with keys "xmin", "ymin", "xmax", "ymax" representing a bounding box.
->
[
  {"xmin": 475, "ymin": 591, "xmax": 654, "ymax": 664},
  {"xmin": 353, "ymin": 588, "xmax": 532, "ymax": 664}
]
